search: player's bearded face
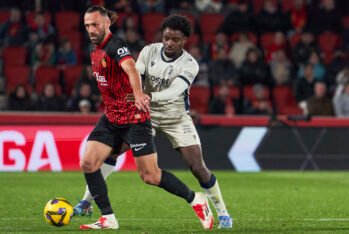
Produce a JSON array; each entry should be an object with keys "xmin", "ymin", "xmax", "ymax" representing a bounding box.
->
[
  {"xmin": 84, "ymin": 12, "xmax": 109, "ymax": 45},
  {"xmin": 162, "ymin": 28, "xmax": 186, "ymax": 58}
]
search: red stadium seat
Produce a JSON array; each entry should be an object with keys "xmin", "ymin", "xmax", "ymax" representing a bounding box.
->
[
  {"xmin": 243, "ymin": 85, "xmax": 269, "ymax": 101},
  {"xmin": 273, "ymin": 85, "xmax": 296, "ymax": 106},
  {"xmin": 260, "ymin": 32, "xmax": 275, "ymax": 49},
  {"xmin": 0, "ymin": 11, "xmax": 9, "ymax": 24},
  {"xmin": 190, "ymin": 86, "xmax": 210, "ymax": 114},
  {"xmin": 342, "ymin": 16, "xmax": 349, "ymax": 29},
  {"xmin": 231, "ymin": 32, "xmax": 258, "ymax": 44},
  {"xmin": 4, "ymin": 65, "xmax": 30, "ymax": 93},
  {"xmin": 3, "ymin": 47, "xmax": 27, "ymax": 66},
  {"xmin": 318, "ymin": 32, "xmax": 340, "ymax": 53},
  {"xmin": 272, "ymin": 85, "xmax": 300, "ymax": 115},
  {"xmin": 202, "ymin": 33, "xmax": 216, "ymax": 44},
  {"xmin": 55, "ymin": 11, "xmax": 80, "ymax": 35},
  {"xmin": 142, "ymin": 13, "xmax": 165, "ymax": 33},
  {"xmin": 279, "ymin": 105, "xmax": 302, "ymax": 115},
  {"xmin": 35, "ymin": 66, "xmax": 60, "ymax": 94},
  {"xmin": 186, "ymin": 34, "xmax": 200, "ymax": 48},
  {"xmin": 282, "ymin": 0, "xmax": 295, "ymax": 12},
  {"xmin": 199, "ymin": 13, "xmax": 224, "ymax": 35},
  {"xmin": 63, "ymin": 65, "xmax": 83, "ymax": 96},
  {"xmin": 213, "ymin": 85, "xmax": 240, "ymax": 98}
]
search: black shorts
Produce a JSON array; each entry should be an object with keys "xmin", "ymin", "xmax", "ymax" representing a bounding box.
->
[{"xmin": 87, "ymin": 115, "xmax": 156, "ymax": 157}]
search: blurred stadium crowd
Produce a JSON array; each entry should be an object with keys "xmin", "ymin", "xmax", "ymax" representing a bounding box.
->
[{"xmin": 0, "ymin": 0, "xmax": 349, "ymax": 117}]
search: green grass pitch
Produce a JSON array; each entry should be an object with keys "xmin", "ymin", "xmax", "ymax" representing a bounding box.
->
[{"xmin": 1, "ymin": 171, "xmax": 349, "ymax": 233}]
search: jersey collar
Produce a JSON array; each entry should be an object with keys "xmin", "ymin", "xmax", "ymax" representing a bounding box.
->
[
  {"xmin": 96, "ymin": 33, "xmax": 112, "ymax": 49},
  {"xmin": 160, "ymin": 46, "xmax": 183, "ymax": 63}
]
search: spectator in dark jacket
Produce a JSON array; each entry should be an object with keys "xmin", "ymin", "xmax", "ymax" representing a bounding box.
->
[
  {"xmin": 239, "ymin": 48, "xmax": 271, "ymax": 86},
  {"xmin": 295, "ymin": 63, "xmax": 316, "ymax": 104},
  {"xmin": 208, "ymin": 48, "xmax": 238, "ymax": 86},
  {"xmin": 68, "ymin": 82, "xmax": 97, "ymax": 112},
  {"xmin": 256, "ymin": 0, "xmax": 289, "ymax": 33},
  {"xmin": 36, "ymin": 83, "xmax": 65, "ymax": 111},
  {"xmin": 292, "ymin": 30, "xmax": 319, "ymax": 66},
  {"xmin": 219, "ymin": 0, "xmax": 254, "ymax": 35},
  {"xmin": 7, "ymin": 85, "xmax": 33, "ymax": 111},
  {"xmin": 308, "ymin": 0, "xmax": 341, "ymax": 34}
]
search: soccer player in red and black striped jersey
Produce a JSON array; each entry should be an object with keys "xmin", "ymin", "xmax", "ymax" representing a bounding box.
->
[{"xmin": 79, "ymin": 6, "xmax": 207, "ymax": 230}]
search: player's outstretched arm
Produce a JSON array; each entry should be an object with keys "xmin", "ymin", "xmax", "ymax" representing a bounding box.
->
[{"xmin": 121, "ymin": 58, "xmax": 150, "ymax": 112}]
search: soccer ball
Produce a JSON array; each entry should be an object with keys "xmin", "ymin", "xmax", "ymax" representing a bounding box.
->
[{"xmin": 43, "ymin": 198, "xmax": 73, "ymax": 227}]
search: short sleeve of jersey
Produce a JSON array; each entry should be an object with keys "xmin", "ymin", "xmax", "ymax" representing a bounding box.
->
[
  {"xmin": 136, "ymin": 45, "xmax": 151, "ymax": 75},
  {"xmin": 177, "ymin": 58, "xmax": 199, "ymax": 86},
  {"xmin": 107, "ymin": 37, "xmax": 132, "ymax": 65}
]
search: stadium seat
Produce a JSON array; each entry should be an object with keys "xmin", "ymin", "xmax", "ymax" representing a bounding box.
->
[
  {"xmin": 199, "ymin": 13, "xmax": 224, "ymax": 35},
  {"xmin": 272, "ymin": 85, "xmax": 300, "ymax": 115},
  {"xmin": 4, "ymin": 65, "xmax": 30, "ymax": 93},
  {"xmin": 281, "ymin": 0, "xmax": 295, "ymax": 12},
  {"xmin": 0, "ymin": 11, "xmax": 9, "ymax": 24},
  {"xmin": 203, "ymin": 33, "xmax": 216, "ymax": 44},
  {"xmin": 63, "ymin": 65, "xmax": 83, "ymax": 96},
  {"xmin": 279, "ymin": 105, "xmax": 302, "ymax": 115},
  {"xmin": 231, "ymin": 32, "xmax": 258, "ymax": 44},
  {"xmin": 55, "ymin": 11, "xmax": 80, "ymax": 35},
  {"xmin": 318, "ymin": 32, "xmax": 340, "ymax": 53},
  {"xmin": 260, "ymin": 32, "xmax": 275, "ymax": 50},
  {"xmin": 34, "ymin": 66, "xmax": 60, "ymax": 94},
  {"xmin": 342, "ymin": 15, "xmax": 349, "ymax": 29},
  {"xmin": 243, "ymin": 85, "xmax": 269, "ymax": 101},
  {"xmin": 3, "ymin": 47, "xmax": 27, "ymax": 66},
  {"xmin": 142, "ymin": 13, "xmax": 165, "ymax": 34},
  {"xmin": 190, "ymin": 86, "xmax": 210, "ymax": 114},
  {"xmin": 273, "ymin": 85, "xmax": 296, "ymax": 105},
  {"xmin": 186, "ymin": 34, "xmax": 200, "ymax": 48},
  {"xmin": 213, "ymin": 85, "xmax": 240, "ymax": 98}
]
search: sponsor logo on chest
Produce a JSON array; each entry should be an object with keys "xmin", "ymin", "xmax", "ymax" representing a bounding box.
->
[{"xmin": 93, "ymin": 72, "xmax": 108, "ymax": 86}]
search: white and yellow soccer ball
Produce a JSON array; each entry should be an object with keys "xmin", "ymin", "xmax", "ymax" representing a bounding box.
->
[{"xmin": 43, "ymin": 198, "xmax": 73, "ymax": 227}]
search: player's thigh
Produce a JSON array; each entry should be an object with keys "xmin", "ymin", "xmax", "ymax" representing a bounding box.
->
[
  {"xmin": 122, "ymin": 120, "xmax": 157, "ymax": 157},
  {"xmin": 85, "ymin": 114, "xmax": 123, "ymax": 163},
  {"xmin": 161, "ymin": 116, "xmax": 201, "ymax": 149}
]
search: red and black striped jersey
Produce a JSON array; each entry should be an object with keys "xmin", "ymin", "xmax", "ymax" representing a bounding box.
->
[{"xmin": 90, "ymin": 33, "xmax": 149, "ymax": 125}]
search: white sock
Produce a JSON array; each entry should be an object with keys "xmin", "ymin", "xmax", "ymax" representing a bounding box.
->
[
  {"xmin": 102, "ymin": 213, "xmax": 118, "ymax": 225},
  {"xmin": 82, "ymin": 163, "xmax": 115, "ymax": 203},
  {"xmin": 204, "ymin": 180, "xmax": 229, "ymax": 216}
]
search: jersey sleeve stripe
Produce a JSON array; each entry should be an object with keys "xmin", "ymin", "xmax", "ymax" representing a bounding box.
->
[
  {"xmin": 177, "ymin": 75, "xmax": 190, "ymax": 87},
  {"xmin": 118, "ymin": 55, "xmax": 133, "ymax": 66}
]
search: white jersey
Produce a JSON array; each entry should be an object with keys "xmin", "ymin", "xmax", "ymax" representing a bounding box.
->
[{"xmin": 136, "ymin": 43, "xmax": 199, "ymax": 120}]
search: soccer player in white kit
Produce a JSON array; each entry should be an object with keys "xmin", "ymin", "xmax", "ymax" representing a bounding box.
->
[{"xmin": 74, "ymin": 14, "xmax": 232, "ymax": 229}]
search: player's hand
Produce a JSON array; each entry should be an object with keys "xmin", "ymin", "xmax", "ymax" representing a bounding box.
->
[{"xmin": 134, "ymin": 92, "xmax": 150, "ymax": 112}]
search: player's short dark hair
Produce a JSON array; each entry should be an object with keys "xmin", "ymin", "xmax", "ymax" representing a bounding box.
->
[
  {"xmin": 160, "ymin": 15, "xmax": 192, "ymax": 37},
  {"xmin": 85, "ymin": 5, "xmax": 118, "ymax": 24}
]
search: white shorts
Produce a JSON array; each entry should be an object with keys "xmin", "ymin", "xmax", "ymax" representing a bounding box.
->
[{"xmin": 151, "ymin": 113, "xmax": 201, "ymax": 149}]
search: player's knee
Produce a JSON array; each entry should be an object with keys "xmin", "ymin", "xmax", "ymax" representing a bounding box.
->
[
  {"xmin": 139, "ymin": 171, "xmax": 161, "ymax": 185},
  {"xmin": 80, "ymin": 158, "xmax": 97, "ymax": 173}
]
